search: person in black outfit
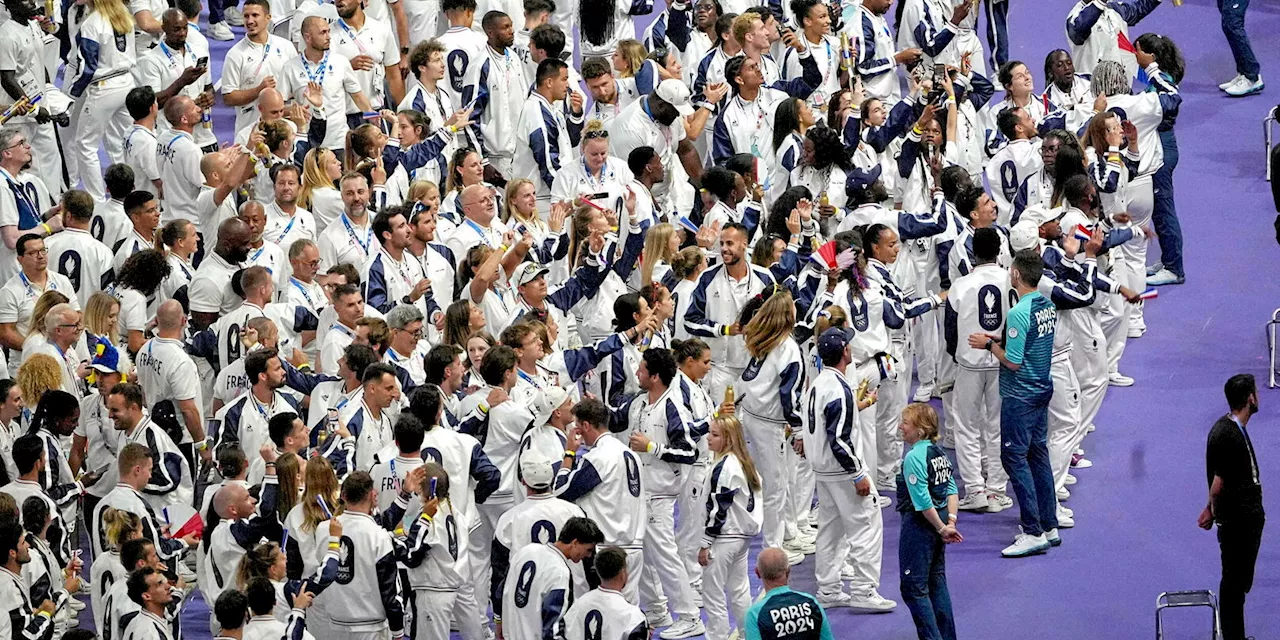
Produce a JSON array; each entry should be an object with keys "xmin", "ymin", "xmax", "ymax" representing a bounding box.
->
[{"xmin": 1199, "ymin": 373, "xmax": 1264, "ymax": 640}]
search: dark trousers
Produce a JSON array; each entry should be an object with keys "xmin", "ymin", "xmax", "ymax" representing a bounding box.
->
[
  {"xmin": 1000, "ymin": 394, "xmax": 1058, "ymax": 536},
  {"xmin": 1218, "ymin": 0, "xmax": 1259, "ymax": 79},
  {"xmin": 1217, "ymin": 517, "xmax": 1264, "ymax": 640},
  {"xmin": 984, "ymin": 0, "xmax": 1010, "ymax": 72},
  {"xmin": 210, "ymin": 0, "xmax": 231, "ymax": 25},
  {"xmin": 1152, "ymin": 129, "xmax": 1184, "ymax": 277},
  {"xmin": 899, "ymin": 513, "xmax": 956, "ymax": 640}
]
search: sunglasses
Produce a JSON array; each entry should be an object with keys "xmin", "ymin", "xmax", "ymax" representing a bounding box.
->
[{"xmin": 584, "ymin": 129, "xmax": 609, "ymax": 140}]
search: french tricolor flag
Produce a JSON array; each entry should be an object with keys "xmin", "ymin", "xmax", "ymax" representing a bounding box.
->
[
  {"xmin": 1139, "ymin": 288, "xmax": 1158, "ymax": 301},
  {"xmin": 1074, "ymin": 224, "xmax": 1092, "ymax": 242},
  {"xmin": 676, "ymin": 216, "xmax": 700, "ymax": 235}
]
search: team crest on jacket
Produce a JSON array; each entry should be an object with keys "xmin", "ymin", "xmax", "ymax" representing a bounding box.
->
[
  {"xmin": 741, "ymin": 358, "xmax": 763, "ymax": 381},
  {"xmin": 848, "ymin": 292, "xmax": 869, "ymax": 332},
  {"xmin": 978, "ymin": 284, "xmax": 1003, "ymax": 331},
  {"xmin": 335, "ymin": 536, "xmax": 355, "ymax": 584}
]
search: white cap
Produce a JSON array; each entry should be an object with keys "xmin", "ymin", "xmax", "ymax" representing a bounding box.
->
[
  {"xmin": 519, "ymin": 448, "xmax": 556, "ymax": 490},
  {"xmin": 655, "ymin": 79, "xmax": 696, "ymax": 116},
  {"xmin": 532, "ymin": 386, "xmax": 570, "ymax": 426},
  {"xmin": 1010, "ymin": 221, "xmax": 1040, "ymax": 252},
  {"xmin": 512, "ymin": 261, "xmax": 551, "ymax": 287}
]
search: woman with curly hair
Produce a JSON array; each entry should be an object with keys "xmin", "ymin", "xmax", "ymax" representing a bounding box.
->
[
  {"xmin": 16, "ymin": 357, "xmax": 63, "ymax": 432},
  {"xmin": 112, "ymin": 249, "xmax": 171, "ymax": 355}
]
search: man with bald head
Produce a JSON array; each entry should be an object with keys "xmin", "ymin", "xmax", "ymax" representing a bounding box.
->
[
  {"xmin": 199, "ymin": 444, "xmax": 282, "ymax": 608},
  {"xmin": 444, "ymin": 183, "xmax": 508, "ymax": 269},
  {"xmin": 134, "ymin": 9, "xmax": 217, "ymax": 152},
  {"xmin": 158, "ymin": 95, "xmax": 207, "ymax": 229},
  {"xmin": 237, "ymin": 201, "xmax": 288, "ymax": 287},
  {"xmin": 137, "ymin": 299, "xmax": 209, "ymax": 465},
  {"xmin": 744, "ymin": 547, "xmax": 835, "ymax": 640},
  {"xmin": 190, "ymin": 217, "xmax": 254, "ymax": 328},
  {"xmin": 279, "ymin": 15, "xmax": 372, "ymax": 152}
]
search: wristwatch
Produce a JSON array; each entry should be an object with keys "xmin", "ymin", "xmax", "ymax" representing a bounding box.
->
[{"xmin": 984, "ymin": 338, "xmax": 995, "ymax": 351}]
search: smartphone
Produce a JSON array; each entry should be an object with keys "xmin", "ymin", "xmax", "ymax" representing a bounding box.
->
[
  {"xmin": 933, "ymin": 63, "xmax": 946, "ymax": 86},
  {"xmin": 197, "ymin": 56, "xmax": 209, "ymax": 69},
  {"xmin": 587, "ymin": 192, "xmax": 609, "ymax": 201},
  {"xmin": 93, "ymin": 464, "xmax": 109, "ymax": 477}
]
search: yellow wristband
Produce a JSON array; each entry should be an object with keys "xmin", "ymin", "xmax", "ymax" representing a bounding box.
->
[
  {"xmin": 912, "ymin": 125, "xmax": 923, "ymax": 135},
  {"xmin": 563, "ymin": 450, "xmax": 576, "ymax": 458},
  {"xmin": 499, "ymin": 244, "xmax": 509, "ymax": 252},
  {"xmin": 646, "ymin": 442, "xmax": 656, "ymax": 454},
  {"xmin": 41, "ymin": 223, "xmax": 51, "ymax": 235}
]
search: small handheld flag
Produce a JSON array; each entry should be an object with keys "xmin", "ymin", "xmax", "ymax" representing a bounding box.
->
[
  {"xmin": 316, "ymin": 495, "xmax": 333, "ymax": 519},
  {"xmin": 1117, "ymin": 32, "xmax": 1136, "ymax": 54},
  {"xmin": 282, "ymin": 529, "xmax": 290, "ymax": 549},
  {"xmin": 676, "ymin": 216, "xmax": 700, "ymax": 235},
  {"xmin": 1074, "ymin": 224, "xmax": 1092, "ymax": 242},
  {"xmin": 1139, "ymin": 288, "xmax": 1158, "ymax": 301}
]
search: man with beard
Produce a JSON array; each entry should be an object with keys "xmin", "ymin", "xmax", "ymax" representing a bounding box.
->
[
  {"xmin": 406, "ymin": 205, "xmax": 454, "ymax": 344},
  {"xmin": 109, "ymin": 382, "xmax": 195, "ymax": 511},
  {"xmin": 190, "ymin": 217, "xmax": 254, "ymax": 327},
  {"xmin": 212, "ymin": 347, "xmax": 300, "ymax": 467},
  {"xmin": 363, "ymin": 208, "xmax": 436, "ymax": 317},
  {"xmin": 158, "ymin": 96, "xmax": 211, "ymax": 228},
  {"xmin": 318, "ymin": 172, "xmax": 375, "ymax": 271},
  {"xmin": 1200, "ymin": 374, "xmax": 1265, "ymax": 640},
  {"xmin": 134, "ymin": 10, "xmax": 217, "ymax": 151},
  {"xmin": 0, "ymin": 523, "xmax": 55, "ymax": 640},
  {"xmin": 582, "ymin": 57, "xmax": 647, "ymax": 126},
  {"xmin": 279, "ymin": 16, "xmax": 373, "ymax": 153},
  {"xmin": 467, "ymin": 10, "xmax": 528, "ymax": 181},
  {"xmin": 0, "ymin": 0, "xmax": 65, "ymax": 195},
  {"xmin": 329, "ymin": 0, "xmax": 404, "ymax": 125}
]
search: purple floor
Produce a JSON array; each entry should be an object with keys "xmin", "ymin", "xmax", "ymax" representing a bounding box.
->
[{"xmin": 76, "ymin": 1, "xmax": 1280, "ymax": 638}]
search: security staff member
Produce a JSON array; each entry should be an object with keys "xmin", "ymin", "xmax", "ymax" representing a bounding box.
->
[{"xmin": 1199, "ymin": 374, "xmax": 1265, "ymax": 640}]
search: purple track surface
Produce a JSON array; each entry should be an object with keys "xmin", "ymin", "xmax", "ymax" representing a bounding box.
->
[{"xmin": 73, "ymin": 1, "xmax": 1280, "ymax": 638}]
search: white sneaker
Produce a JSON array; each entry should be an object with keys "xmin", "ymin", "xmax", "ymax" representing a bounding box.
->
[
  {"xmin": 957, "ymin": 494, "xmax": 989, "ymax": 512},
  {"xmin": 795, "ymin": 525, "xmax": 817, "ymax": 545},
  {"xmin": 876, "ymin": 495, "xmax": 891, "ymax": 509},
  {"xmin": 847, "ymin": 592, "xmax": 897, "ymax": 613},
  {"xmin": 1046, "ymin": 528, "xmax": 1062, "ymax": 546},
  {"xmin": 646, "ymin": 611, "xmax": 673, "ymax": 629},
  {"xmin": 658, "ymin": 618, "xmax": 705, "ymax": 640},
  {"xmin": 727, "ymin": 630, "xmax": 741, "ymax": 640},
  {"xmin": 1127, "ymin": 324, "xmax": 1146, "ymax": 339},
  {"xmin": 1071, "ymin": 454, "xmax": 1093, "ymax": 469},
  {"xmin": 785, "ymin": 549, "xmax": 805, "ymax": 566},
  {"xmin": 817, "ymin": 591, "xmax": 852, "ymax": 609},
  {"xmin": 1147, "ymin": 268, "xmax": 1184, "ymax": 286},
  {"xmin": 1001, "ymin": 532, "xmax": 1050, "ymax": 557},
  {"xmin": 986, "ymin": 493, "xmax": 1013, "ymax": 513},
  {"xmin": 1108, "ymin": 372, "xmax": 1134, "ymax": 387},
  {"xmin": 1226, "ymin": 74, "xmax": 1264, "ymax": 97},
  {"xmin": 1057, "ymin": 505, "xmax": 1074, "ymax": 528},
  {"xmin": 912, "ymin": 384, "xmax": 935, "ymax": 403},
  {"xmin": 1086, "ymin": 423, "xmax": 1096, "ymax": 433},
  {"xmin": 209, "ymin": 21, "xmax": 234, "ymax": 40},
  {"xmin": 68, "ymin": 599, "xmax": 86, "ymax": 611},
  {"xmin": 783, "ymin": 537, "xmax": 816, "ymax": 556},
  {"xmin": 225, "ymin": 6, "xmax": 244, "ymax": 25},
  {"xmin": 1056, "ymin": 487, "xmax": 1070, "ymax": 500},
  {"xmin": 1219, "ymin": 74, "xmax": 1245, "ymax": 91},
  {"xmin": 1064, "ymin": 473, "xmax": 1077, "ymax": 486}
]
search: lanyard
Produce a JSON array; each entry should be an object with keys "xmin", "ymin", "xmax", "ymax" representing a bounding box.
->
[
  {"xmin": 291, "ymin": 278, "xmax": 316, "ymax": 307},
  {"xmin": 273, "ymin": 210, "xmax": 298, "ymax": 243},
  {"xmin": 735, "ymin": 95, "xmax": 766, "ymax": 157},
  {"xmin": 251, "ymin": 394, "xmax": 272, "ymax": 421},
  {"xmin": 517, "ymin": 369, "xmax": 542, "ymax": 390},
  {"xmin": 1, "ymin": 170, "xmax": 35, "ymax": 215},
  {"xmin": 340, "ymin": 214, "xmax": 372, "ymax": 254},
  {"xmin": 302, "ymin": 52, "xmax": 329, "ymax": 84},
  {"xmin": 463, "ymin": 218, "xmax": 494, "ymax": 248},
  {"xmin": 582, "ymin": 158, "xmax": 613, "ymax": 191},
  {"xmin": 159, "ymin": 42, "xmax": 185, "ymax": 68},
  {"xmin": 252, "ymin": 40, "xmax": 274, "ymax": 78},
  {"xmin": 18, "ymin": 272, "xmax": 46, "ymax": 299},
  {"xmin": 338, "ymin": 19, "xmax": 368, "ymax": 55},
  {"xmin": 250, "ymin": 243, "xmax": 266, "ymax": 263},
  {"xmin": 1229, "ymin": 415, "xmax": 1260, "ymax": 486}
]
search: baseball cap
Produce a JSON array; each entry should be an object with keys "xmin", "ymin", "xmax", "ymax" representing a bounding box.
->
[
  {"xmin": 816, "ymin": 327, "xmax": 855, "ymax": 363},
  {"xmin": 386, "ymin": 304, "xmax": 424, "ymax": 331},
  {"xmin": 513, "ymin": 262, "xmax": 550, "ymax": 287},
  {"xmin": 519, "ymin": 448, "xmax": 556, "ymax": 490},
  {"xmin": 90, "ymin": 340, "xmax": 128, "ymax": 376},
  {"xmin": 655, "ymin": 79, "xmax": 696, "ymax": 116},
  {"xmin": 532, "ymin": 386, "xmax": 570, "ymax": 426},
  {"xmin": 844, "ymin": 165, "xmax": 883, "ymax": 198},
  {"xmin": 1009, "ymin": 221, "xmax": 1040, "ymax": 252}
]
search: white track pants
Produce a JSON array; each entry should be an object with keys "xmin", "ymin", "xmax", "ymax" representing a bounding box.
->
[
  {"xmin": 72, "ymin": 80, "xmax": 133, "ymax": 198},
  {"xmin": 1071, "ymin": 311, "xmax": 1109, "ymax": 433},
  {"xmin": 411, "ymin": 590, "xmax": 457, "ymax": 640},
  {"xmin": 1046, "ymin": 356, "xmax": 1083, "ymax": 492},
  {"xmin": 639, "ymin": 495, "xmax": 697, "ymax": 619},
  {"xmin": 816, "ymin": 478, "xmax": 883, "ymax": 597},
  {"xmin": 1123, "ymin": 178, "xmax": 1154, "ymax": 326},
  {"xmin": 851, "ymin": 360, "xmax": 881, "ymax": 484},
  {"xmin": 740, "ymin": 411, "xmax": 789, "ymax": 548},
  {"xmin": 675, "ymin": 463, "xmax": 708, "ymax": 588},
  {"xmin": 913, "ymin": 309, "xmax": 940, "ymax": 389},
  {"xmin": 700, "ymin": 537, "xmax": 751, "ymax": 640},
  {"xmin": 875, "ymin": 340, "xmax": 908, "ymax": 483},
  {"xmin": 470, "ymin": 500, "xmax": 512, "ymax": 628},
  {"xmin": 952, "ymin": 367, "xmax": 1006, "ymax": 497}
]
